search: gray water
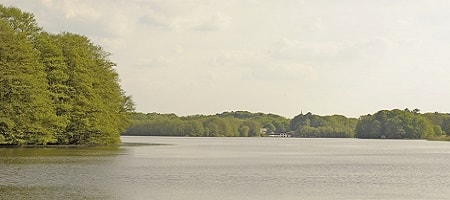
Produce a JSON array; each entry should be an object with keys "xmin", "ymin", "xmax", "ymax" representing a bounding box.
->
[{"xmin": 1, "ymin": 137, "xmax": 449, "ymax": 200}]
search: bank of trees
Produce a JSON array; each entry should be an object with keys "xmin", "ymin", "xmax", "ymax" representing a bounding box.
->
[
  {"xmin": 290, "ymin": 112, "xmax": 358, "ymax": 138},
  {"xmin": 124, "ymin": 111, "xmax": 290, "ymax": 137},
  {"xmin": 290, "ymin": 109, "xmax": 447, "ymax": 139},
  {"xmin": 125, "ymin": 111, "xmax": 357, "ymax": 138},
  {"xmin": 0, "ymin": 5, "xmax": 133, "ymax": 145},
  {"xmin": 356, "ymin": 109, "xmax": 446, "ymax": 139},
  {"xmin": 422, "ymin": 112, "xmax": 450, "ymax": 135},
  {"xmin": 125, "ymin": 109, "xmax": 450, "ymax": 139}
]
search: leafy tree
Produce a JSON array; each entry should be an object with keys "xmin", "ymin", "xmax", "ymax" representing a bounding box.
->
[
  {"xmin": 242, "ymin": 120, "xmax": 262, "ymax": 136},
  {"xmin": 290, "ymin": 112, "xmax": 357, "ymax": 138},
  {"xmin": 355, "ymin": 109, "xmax": 439, "ymax": 139},
  {"xmin": 0, "ymin": 19, "xmax": 56, "ymax": 144},
  {"xmin": 238, "ymin": 126, "xmax": 250, "ymax": 137},
  {"xmin": 264, "ymin": 123, "xmax": 276, "ymax": 133},
  {"xmin": 125, "ymin": 111, "xmax": 267, "ymax": 137},
  {"xmin": 423, "ymin": 112, "xmax": 450, "ymax": 136},
  {"xmin": 34, "ymin": 32, "xmax": 71, "ymax": 139},
  {"xmin": 0, "ymin": 5, "xmax": 132, "ymax": 145},
  {"xmin": 185, "ymin": 120, "xmax": 204, "ymax": 137},
  {"xmin": 0, "ymin": 5, "xmax": 41, "ymax": 39}
]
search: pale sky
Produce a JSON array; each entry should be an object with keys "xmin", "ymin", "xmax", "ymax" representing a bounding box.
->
[{"xmin": 3, "ymin": 0, "xmax": 450, "ymax": 118}]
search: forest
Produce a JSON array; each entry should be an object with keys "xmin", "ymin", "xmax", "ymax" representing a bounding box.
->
[
  {"xmin": 124, "ymin": 111, "xmax": 290, "ymax": 137},
  {"xmin": 356, "ymin": 109, "xmax": 449, "ymax": 139},
  {"xmin": 0, "ymin": 5, "xmax": 133, "ymax": 145},
  {"xmin": 289, "ymin": 112, "xmax": 358, "ymax": 138},
  {"xmin": 125, "ymin": 109, "xmax": 450, "ymax": 140}
]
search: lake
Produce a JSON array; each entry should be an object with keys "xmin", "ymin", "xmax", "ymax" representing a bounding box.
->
[{"xmin": 1, "ymin": 136, "xmax": 449, "ymax": 200}]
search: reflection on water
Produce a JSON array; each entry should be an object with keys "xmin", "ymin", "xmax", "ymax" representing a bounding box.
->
[
  {"xmin": 1, "ymin": 136, "xmax": 449, "ymax": 200},
  {"xmin": 0, "ymin": 146, "xmax": 122, "ymax": 200}
]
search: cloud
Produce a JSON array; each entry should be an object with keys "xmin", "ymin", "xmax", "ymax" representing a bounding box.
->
[
  {"xmin": 137, "ymin": 1, "xmax": 231, "ymax": 32},
  {"xmin": 210, "ymin": 46, "xmax": 316, "ymax": 83},
  {"xmin": 263, "ymin": 37, "xmax": 406, "ymax": 64},
  {"xmin": 249, "ymin": 62, "xmax": 315, "ymax": 82},
  {"xmin": 193, "ymin": 12, "xmax": 231, "ymax": 31},
  {"xmin": 139, "ymin": 11, "xmax": 171, "ymax": 28},
  {"xmin": 211, "ymin": 50, "xmax": 265, "ymax": 68}
]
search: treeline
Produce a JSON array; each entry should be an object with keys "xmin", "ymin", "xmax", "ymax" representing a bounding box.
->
[
  {"xmin": 290, "ymin": 113, "xmax": 358, "ymax": 138},
  {"xmin": 356, "ymin": 109, "xmax": 448, "ymax": 139},
  {"xmin": 124, "ymin": 111, "xmax": 290, "ymax": 137},
  {"xmin": 0, "ymin": 5, "xmax": 133, "ymax": 145},
  {"xmin": 124, "ymin": 111, "xmax": 355, "ymax": 138},
  {"xmin": 125, "ymin": 109, "xmax": 450, "ymax": 139}
]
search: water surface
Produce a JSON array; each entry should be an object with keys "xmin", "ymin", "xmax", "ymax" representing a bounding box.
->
[{"xmin": 1, "ymin": 137, "xmax": 449, "ymax": 199}]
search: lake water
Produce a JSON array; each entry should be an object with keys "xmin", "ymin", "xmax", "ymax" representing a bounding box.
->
[{"xmin": 1, "ymin": 136, "xmax": 449, "ymax": 200}]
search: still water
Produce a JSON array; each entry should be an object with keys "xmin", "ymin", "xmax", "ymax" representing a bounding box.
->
[{"xmin": 1, "ymin": 136, "xmax": 449, "ymax": 200}]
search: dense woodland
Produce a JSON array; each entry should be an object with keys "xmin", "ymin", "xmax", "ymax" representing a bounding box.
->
[
  {"xmin": 0, "ymin": 6, "xmax": 133, "ymax": 145},
  {"xmin": 125, "ymin": 109, "xmax": 450, "ymax": 139},
  {"xmin": 356, "ymin": 109, "xmax": 448, "ymax": 139},
  {"xmin": 290, "ymin": 113, "xmax": 358, "ymax": 138},
  {"xmin": 124, "ymin": 111, "xmax": 290, "ymax": 137}
]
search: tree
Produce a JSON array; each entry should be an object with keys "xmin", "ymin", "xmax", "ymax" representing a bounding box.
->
[
  {"xmin": 423, "ymin": 112, "xmax": 450, "ymax": 136},
  {"xmin": 290, "ymin": 112, "xmax": 356, "ymax": 138},
  {"xmin": 0, "ymin": 5, "xmax": 41, "ymax": 39},
  {"xmin": 355, "ymin": 109, "xmax": 439, "ymax": 139},
  {"xmin": 125, "ymin": 111, "xmax": 274, "ymax": 137},
  {"xmin": 185, "ymin": 120, "xmax": 204, "ymax": 136},
  {"xmin": 34, "ymin": 32, "xmax": 71, "ymax": 140},
  {"xmin": 264, "ymin": 123, "xmax": 276, "ymax": 133},
  {"xmin": 204, "ymin": 118, "xmax": 221, "ymax": 136},
  {"xmin": 0, "ymin": 5, "xmax": 132, "ymax": 145},
  {"xmin": 243, "ymin": 120, "xmax": 262, "ymax": 137},
  {"xmin": 51, "ymin": 33, "xmax": 131, "ymax": 144},
  {"xmin": 238, "ymin": 126, "xmax": 249, "ymax": 137},
  {"xmin": 0, "ymin": 19, "xmax": 57, "ymax": 144}
]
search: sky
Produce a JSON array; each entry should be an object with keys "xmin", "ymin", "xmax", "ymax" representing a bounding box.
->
[{"xmin": 2, "ymin": 0, "xmax": 450, "ymax": 118}]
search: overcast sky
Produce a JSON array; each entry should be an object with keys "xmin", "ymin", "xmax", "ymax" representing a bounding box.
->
[{"xmin": 3, "ymin": 0, "xmax": 450, "ymax": 118}]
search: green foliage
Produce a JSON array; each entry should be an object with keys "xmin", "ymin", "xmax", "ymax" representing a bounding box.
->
[
  {"xmin": 238, "ymin": 126, "xmax": 250, "ymax": 137},
  {"xmin": 126, "ymin": 110, "xmax": 450, "ymax": 139},
  {"xmin": 124, "ymin": 111, "xmax": 288, "ymax": 137},
  {"xmin": 290, "ymin": 112, "xmax": 357, "ymax": 138},
  {"xmin": 423, "ymin": 112, "xmax": 450, "ymax": 136},
  {"xmin": 0, "ymin": 5, "xmax": 132, "ymax": 145},
  {"xmin": 0, "ymin": 5, "xmax": 41, "ymax": 39},
  {"xmin": 217, "ymin": 111, "xmax": 265, "ymax": 119},
  {"xmin": 355, "ymin": 109, "xmax": 441, "ymax": 139},
  {"xmin": 0, "ymin": 18, "xmax": 56, "ymax": 144},
  {"xmin": 242, "ymin": 120, "xmax": 262, "ymax": 137},
  {"xmin": 217, "ymin": 111, "xmax": 290, "ymax": 133}
]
